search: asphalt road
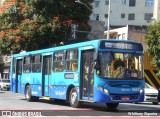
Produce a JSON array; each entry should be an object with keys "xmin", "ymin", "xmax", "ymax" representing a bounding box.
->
[{"xmin": 0, "ymin": 90, "xmax": 160, "ymax": 118}]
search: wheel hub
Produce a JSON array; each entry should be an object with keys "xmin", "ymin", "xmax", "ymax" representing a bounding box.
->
[
  {"xmin": 71, "ymin": 92, "xmax": 77, "ymax": 104},
  {"xmin": 26, "ymin": 88, "xmax": 29, "ymax": 99}
]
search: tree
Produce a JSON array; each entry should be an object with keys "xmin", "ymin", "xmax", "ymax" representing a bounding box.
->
[
  {"xmin": 0, "ymin": 0, "xmax": 93, "ymax": 54},
  {"xmin": 144, "ymin": 22, "xmax": 160, "ymax": 77}
]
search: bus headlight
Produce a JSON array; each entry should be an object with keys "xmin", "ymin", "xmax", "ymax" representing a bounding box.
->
[
  {"xmin": 104, "ymin": 88, "xmax": 109, "ymax": 94},
  {"xmin": 140, "ymin": 89, "xmax": 143, "ymax": 94}
]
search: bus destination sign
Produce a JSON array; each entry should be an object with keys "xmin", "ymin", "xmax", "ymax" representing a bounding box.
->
[
  {"xmin": 100, "ymin": 41, "xmax": 143, "ymax": 51},
  {"xmin": 105, "ymin": 42, "xmax": 133, "ymax": 49}
]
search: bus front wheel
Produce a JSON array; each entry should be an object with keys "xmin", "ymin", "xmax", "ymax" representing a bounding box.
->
[
  {"xmin": 25, "ymin": 85, "xmax": 39, "ymax": 102},
  {"xmin": 106, "ymin": 103, "xmax": 119, "ymax": 109},
  {"xmin": 69, "ymin": 88, "xmax": 81, "ymax": 108}
]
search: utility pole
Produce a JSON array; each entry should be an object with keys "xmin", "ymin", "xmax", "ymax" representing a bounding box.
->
[{"xmin": 75, "ymin": 0, "xmax": 92, "ymax": 12}]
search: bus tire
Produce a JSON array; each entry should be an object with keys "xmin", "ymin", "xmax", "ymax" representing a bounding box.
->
[
  {"xmin": 25, "ymin": 85, "xmax": 39, "ymax": 102},
  {"xmin": 106, "ymin": 103, "xmax": 119, "ymax": 109},
  {"xmin": 69, "ymin": 88, "xmax": 81, "ymax": 108},
  {"xmin": 152, "ymin": 102, "xmax": 158, "ymax": 105}
]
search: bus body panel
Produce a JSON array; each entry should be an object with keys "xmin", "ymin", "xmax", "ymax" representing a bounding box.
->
[
  {"xmin": 11, "ymin": 76, "xmax": 16, "ymax": 93},
  {"xmin": 22, "ymin": 73, "xmax": 42, "ymax": 96},
  {"xmin": 17, "ymin": 75, "xmax": 22, "ymax": 93},
  {"xmin": 52, "ymin": 72, "xmax": 66, "ymax": 99},
  {"xmin": 32, "ymin": 73, "xmax": 42, "ymax": 96},
  {"xmin": 10, "ymin": 39, "xmax": 145, "ymax": 107},
  {"xmin": 94, "ymin": 78, "xmax": 144, "ymax": 102},
  {"xmin": 52, "ymin": 72, "xmax": 80, "ymax": 99}
]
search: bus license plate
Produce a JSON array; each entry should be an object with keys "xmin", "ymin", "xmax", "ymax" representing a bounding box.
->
[{"xmin": 121, "ymin": 96, "xmax": 130, "ymax": 100}]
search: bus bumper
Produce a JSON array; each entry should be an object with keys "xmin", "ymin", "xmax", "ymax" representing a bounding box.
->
[{"xmin": 94, "ymin": 87, "xmax": 144, "ymax": 103}]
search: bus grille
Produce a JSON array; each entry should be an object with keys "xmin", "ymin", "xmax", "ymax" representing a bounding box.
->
[
  {"xmin": 111, "ymin": 94, "xmax": 139, "ymax": 100},
  {"xmin": 107, "ymin": 81, "xmax": 140, "ymax": 87}
]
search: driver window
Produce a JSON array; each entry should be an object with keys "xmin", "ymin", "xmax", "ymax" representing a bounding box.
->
[{"xmin": 96, "ymin": 52, "xmax": 113, "ymax": 77}]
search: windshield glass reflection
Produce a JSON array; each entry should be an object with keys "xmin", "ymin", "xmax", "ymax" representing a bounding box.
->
[{"xmin": 95, "ymin": 52, "xmax": 144, "ymax": 79}]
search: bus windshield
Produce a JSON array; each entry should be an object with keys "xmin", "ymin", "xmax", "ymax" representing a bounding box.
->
[{"xmin": 95, "ymin": 52, "xmax": 144, "ymax": 79}]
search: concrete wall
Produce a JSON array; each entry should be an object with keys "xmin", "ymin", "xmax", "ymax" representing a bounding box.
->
[
  {"xmin": 88, "ymin": 20, "xmax": 105, "ymax": 40},
  {"xmin": 153, "ymin": 0, "xmax": 160, "ymax": 21}
]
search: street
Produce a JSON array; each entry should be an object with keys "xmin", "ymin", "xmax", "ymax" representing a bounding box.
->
[{"xmin": 0, "ymin": 90, "xmax": 160, "ymax": 118}]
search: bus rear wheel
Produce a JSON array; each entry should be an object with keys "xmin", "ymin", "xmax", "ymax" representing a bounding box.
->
[
  {"xmin": 106, "ymin": 103, "xmax": 119, "ymax": 109},
  {"xmin": 25, "ymin": 85, "xmax": 39, "ymax": 102},
  {"xmin": 69, "ymin": 88, "xmax": 81, "ymax": 108}
]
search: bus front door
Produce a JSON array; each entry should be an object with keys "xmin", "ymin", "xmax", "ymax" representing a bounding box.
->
[
  {"xmin": 81, "ymin": 49, "xmax": 94, "ymax": 100},
  {"xmin": 42, "ymin": 55, "xmax": 52, "ymax": 96},
  {"xmin": 16, "ymin": 59, "xmax": 22, "ymax": 93}
]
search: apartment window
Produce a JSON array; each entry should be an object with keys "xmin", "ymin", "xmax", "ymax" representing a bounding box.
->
[
  {"xmin": 122, "ymin": 0, "xmax": 126, "ymax": 5},
  {"xmin": 105, "ymin": 0, "xmax": 109, "ymax": 5},
  {"xmin": 129, "ymin": 0, "xmax": 136, "ymax": 7},
  {"xmin": 145, "ymin": 0, "xmax": 154, "ymax": 7},
  {"xmin": 122, "ymin": 33, "xmax": 125, "ymax": 39},
  {"xmin": 104, "ymin": 14, "xmax": 108, "ymax": 18},
  {"xmin": 94, "ymin": 1, "xmax": 100, "ymax": 8},
  {"xmin": 144, "ymin": 13, "xmax": 153, "ymax": 20},
  {"xmin": 121, "ymin": 13, "xmax": 125, "ymax": 18},
  {"xmin": 128, "ymin": 14, "xmax": 135, "ymax": 20},
  {"xmin": 93, "ymin": 14, "xmax": 99, "ymax": 20}
]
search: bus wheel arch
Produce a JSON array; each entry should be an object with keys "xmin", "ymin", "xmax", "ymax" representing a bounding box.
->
[
  {"xmin": 25, "ymin": 84, "xmax": 32, "ymax": 102},
  {"xmin": 66, "ymin": 84, "xmax": 75, "ymax": 102},
  {"xmin": 25, "ymin": 84, "xmax": 39, "ymax": 102},
  {"xmin": 25, "ymin": 83, "xmax": 30, "ymax": 93},
  {"xmin": 69, "ymin": 87, "xmax": 82, "ymax": 108}
]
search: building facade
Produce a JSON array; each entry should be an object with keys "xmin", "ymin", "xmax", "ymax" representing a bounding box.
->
[
  {"xmin": 104, "ymin": 25, "xmax": 148, "ymax": 50},
  {"xmin": 91, "ymin": 0, "xmax": 154, "ymax": 29},
  {"xmin": 153, "ymin": 0, "xmax": 160, "ymax": 21}
]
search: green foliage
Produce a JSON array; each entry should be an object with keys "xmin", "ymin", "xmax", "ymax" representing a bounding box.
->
[
  {"xmin": 144, "ymin": 22, "xmax": 160, "ymax": 77},
  {"xmin": 0, "ymin": 0, "xmax": 93, "ymax": 54}
]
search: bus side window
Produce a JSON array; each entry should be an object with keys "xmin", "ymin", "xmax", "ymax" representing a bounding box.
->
[
  {"xmin": 65, "ymin": 49, "xmax": 78, "ymax": 71},
  {"xmin": 72, "ymin": 63, "xmax": 78, "ymax": 71},
  {"xmin": 53, "ymin": 51, "xmax": 64, "ymax": 72},
  {"xmin": 23, "ymin": 56, "xmax": 31, "ymax": 73},
  {"xmin": 32, "ymin": 55, "xmax": 42, "ymax": 73}
]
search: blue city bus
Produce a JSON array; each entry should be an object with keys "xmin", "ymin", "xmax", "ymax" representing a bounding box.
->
[{"xmin": 10, "ymin": 39, "xmax": 145, "ymax": 108}]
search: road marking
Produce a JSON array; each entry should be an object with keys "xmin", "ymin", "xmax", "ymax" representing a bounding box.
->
[
  {"xmin": 9, "ymin": 97, "xmax": 24, "ymax": 99},
  {"xmin": 15, "ymin": 95, "xmax": 25, "ymax": 98}
]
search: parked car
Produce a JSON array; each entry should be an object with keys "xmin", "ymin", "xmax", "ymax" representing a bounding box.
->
[
  {"xmin": 144, "ymin": 83, "xmax": 158, "ymax": 105},
  {"xmin": 0, "ymin": 79, "xmax": 10, "ymax": 91},
  {"xmin": 158, "ymin": 87, "xmax": 160, "ymax": 102}
]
